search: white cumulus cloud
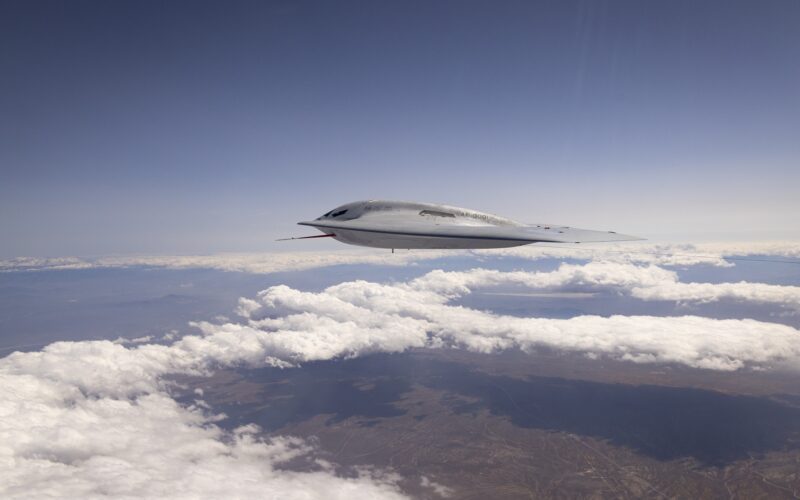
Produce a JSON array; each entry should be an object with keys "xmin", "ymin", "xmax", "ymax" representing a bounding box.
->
[
  {"xmin": 0, "ymin": 341, "xmax": 408, "ymax": 499},
  {"xmin": 222, "ymin": 276, "xmax": 800, "ymax": 371},
  {"xmin": 411, "ymin": 262, "xmax": 800, "ymax": 311}
]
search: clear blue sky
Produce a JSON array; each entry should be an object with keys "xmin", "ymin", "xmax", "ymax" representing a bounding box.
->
[{"xmin": 2, "ymin": 0, "xmax": 799, "ymax": 257}]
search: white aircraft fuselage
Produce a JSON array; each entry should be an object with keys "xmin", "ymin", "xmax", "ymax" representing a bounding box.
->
[{"xmin": 294, "ymin": 200, "xmax": 640, "ymax": 250}]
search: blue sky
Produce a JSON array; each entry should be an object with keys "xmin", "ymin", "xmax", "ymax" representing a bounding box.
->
[{"xmin": 2, "ymin": 0, "xmax": 799, "ymax": 257}]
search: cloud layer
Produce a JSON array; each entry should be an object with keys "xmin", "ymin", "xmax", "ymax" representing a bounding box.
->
[
  {"xmin": 3, "ymin": 241, "xmax": 799, "ymax": 274},
  {"xmin": 479, "ymin": 241, "xmax": 800, "ymax": 267},
  {"xmin": 3, "ymin": 258, "xmax": 800, "ymax": 497},
  {"xmin": 0, "ymin": 250, "xmax": 451, "ymax": 274}
]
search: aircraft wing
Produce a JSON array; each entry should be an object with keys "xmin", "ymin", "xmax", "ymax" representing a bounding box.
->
[
  {"xmin": 516, "ymin": 225, "xmax": 643, "ymax": 243},
  {"xmin": 298, "ymin": 216, "xmax": 641, "ymax": 244}
]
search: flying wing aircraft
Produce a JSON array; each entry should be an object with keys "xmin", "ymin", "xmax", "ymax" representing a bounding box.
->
[{"xmin": 282, "ymin": 200, "xmax": 642, "ymax": 250}]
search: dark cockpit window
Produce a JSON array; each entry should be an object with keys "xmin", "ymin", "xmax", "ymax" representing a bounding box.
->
[
  {"xmin": 323, "ymin": 210, "xmax": 334, "ymax": 217},
  {"xmin": 331, "ymin": 209, "xmax": 348, "ymax": 218}
]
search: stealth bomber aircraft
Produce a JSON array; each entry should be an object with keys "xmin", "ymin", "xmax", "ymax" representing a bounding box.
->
[{"xmin": 280, "ymin": 200, "xmax": 641, "ymax": 250}]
